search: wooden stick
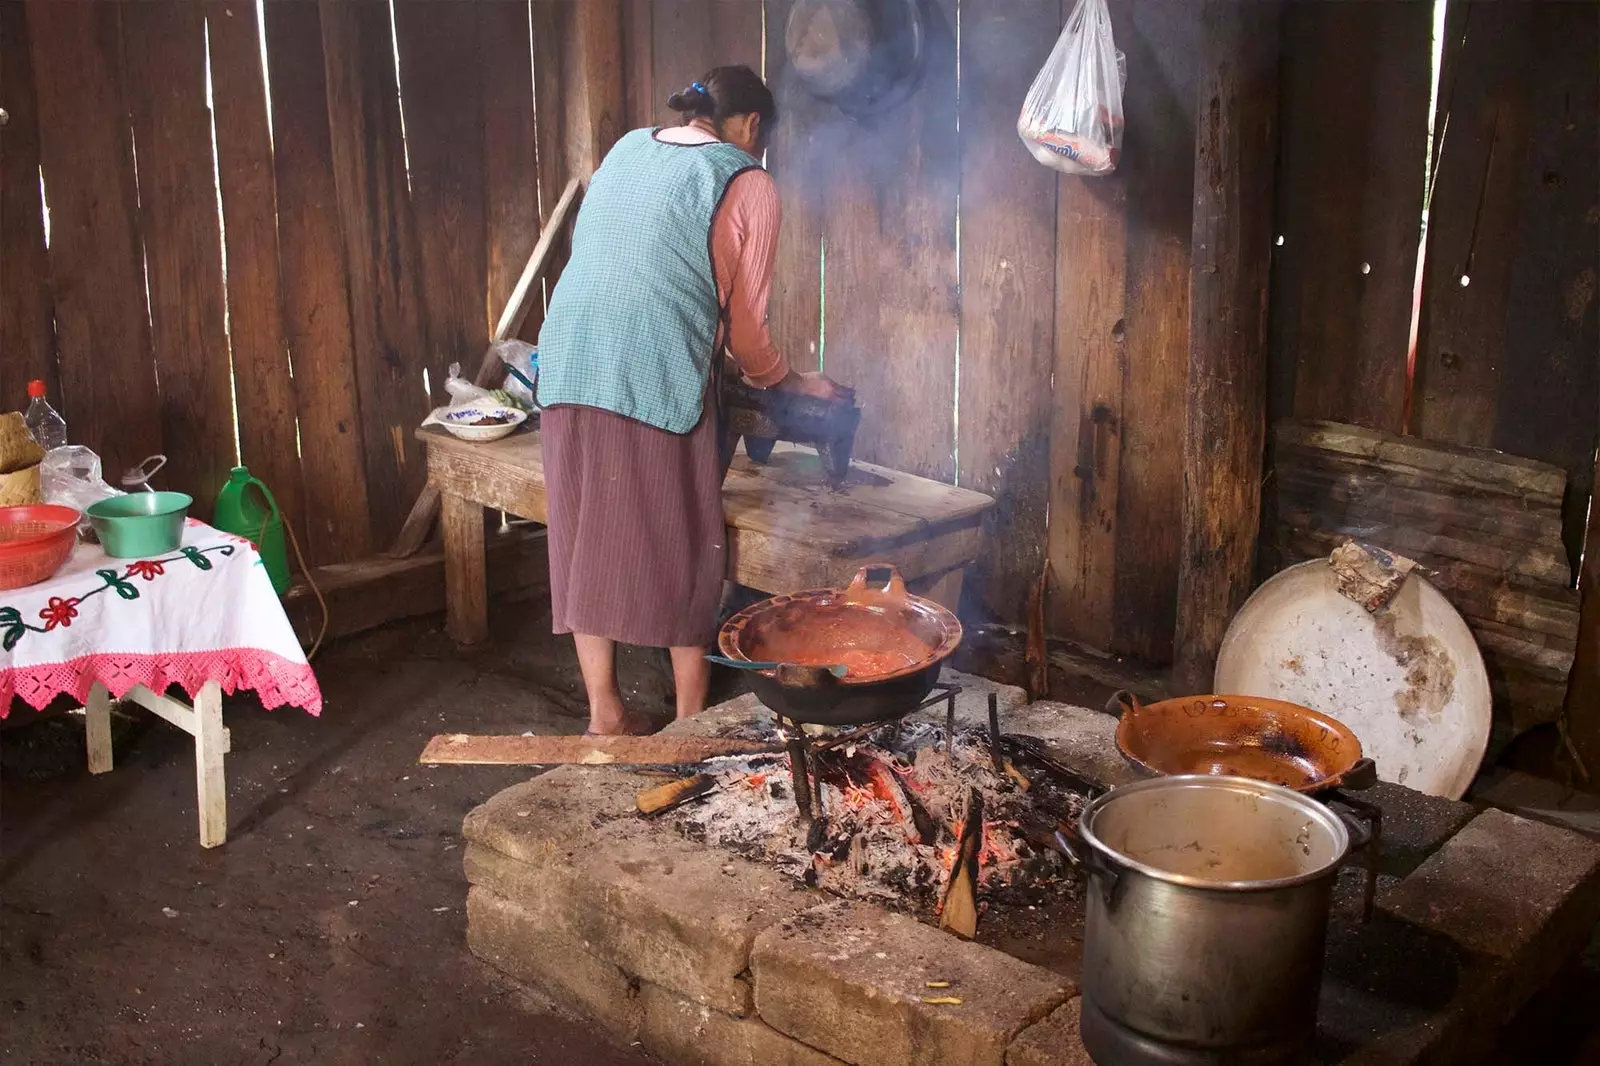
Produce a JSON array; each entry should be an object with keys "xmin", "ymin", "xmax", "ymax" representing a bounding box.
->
[
  {"xmin": 389, "ymin": 178, "xmax": 583, "ymax": 559},
  {"xmin": 418, "ymin": 733, "xmax": 778, "ymax": 766},
  {"xmin": 939, "ymin": 788, "xmax": 984, "ymax": 940},
  {"xmin": 636, "ymin": 774, "xmax": 716, "ymax": 815}
]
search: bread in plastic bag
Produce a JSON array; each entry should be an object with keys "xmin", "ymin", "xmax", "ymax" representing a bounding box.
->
[{"xmin": 1017, "ymin": 0, "xmax": 1126, "ymax": 176}]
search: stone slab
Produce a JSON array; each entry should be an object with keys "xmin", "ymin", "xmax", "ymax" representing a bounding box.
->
[
  {"xmin": 752, "ymin": 900, "xmax": 1073, "ymax": 1066},
  {"xmin": 637, "ymin": 982, "xmax": 845, "ymax": 1066},
  {"xmin": 462, "ymin": 764, "xmax": 649, "ymax": 863},
  {"xmin": 1359, "ymin": 781, "xmax": 1477, "ymax": 877},
  {"xmin": 1378, "ymin": 808, "xmax": 1600, "ymax": 1017},
  {"xmin": 905, "ymin": 671, "xmax": 1030, "ymax": 729},
  {"xmin": 1002, "ymin": 701, "xmax": 1141, "ymax": 789},
  {"xmin": 1007, "ymin": 998, "xmax": 1094, "ymax": 1066},
  {"xmin": 466, "ymin": 833, "xmax": 817, "ymax": 1015},
  {"xmin": 466, "ymin": 886, "xmax": 644, "ymax": 1041}
]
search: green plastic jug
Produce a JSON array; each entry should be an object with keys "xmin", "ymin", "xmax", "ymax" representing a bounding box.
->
[{"xmin": 214, "ymin": 466, "xmax": 291, "ymax": 596}]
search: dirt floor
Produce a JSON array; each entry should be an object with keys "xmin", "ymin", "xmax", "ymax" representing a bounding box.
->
[{"xmin": 3, "ymin": 604, "xmax": 1598, "ymax": 1065}]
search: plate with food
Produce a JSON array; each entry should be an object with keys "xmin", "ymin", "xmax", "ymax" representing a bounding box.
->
[{"xmin": 424, "ymin": 402, "xmax": 528, "ymax": 443}]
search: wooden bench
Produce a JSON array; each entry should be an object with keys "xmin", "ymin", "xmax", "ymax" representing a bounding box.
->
[{"xmin": 417, "ymin": 426, "xmax": 995, "ymax": 644}]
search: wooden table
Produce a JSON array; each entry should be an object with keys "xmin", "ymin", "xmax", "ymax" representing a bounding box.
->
[{"xmin": 418, "ymin": 426, "xmax": 995, "ymax": 644}]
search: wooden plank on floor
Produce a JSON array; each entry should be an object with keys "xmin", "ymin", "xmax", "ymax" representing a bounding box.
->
[
  {"xmin": 815, "ymin": 0, "xmax": 959, "ymax": 482},
  {"xmin": 320, "ymin": 0, "xmax": 432, "ymax": 548},
  {"xmin": 263, "ymin": 0, "xmax": 373, "ymax": 564},
  {"xmin": 122, "ymin": 1, "xmax": 237, "ymax": 513},
  {"xmin": 1172, "ymin": 0, "xmax": 1279, "ymax": 691},
  {"xmin": 419, "ymin": 733, "xmax": 779, "ymax": 766},
  {"xmin": 1271, "ymin": 0, "xmax": 1432, "ymax": 434},
  {"xmin": 283, "ymin": 528, "xmax": 550, "ymax": 645},
  {"xmin": 206, "ymin": 0, "xmax": 307, "ymax": 552},
  {"xmin": 1108, "ymin": 0, "xmax": 1198, "ymax": 664},
  {"xmin": 481, "ymin": 0, "xmax": 541, "ymax": 332},
  {"xmin": 26, "ymin": 0, "xmax": 161, "ymax": 479},
  {"xmin": 0, "ymin": 0, "xmax": 57, "ymax": 407},
  {"xmin": 764, "ymin": 0, "xmax": 825, "ymax": 372},
  {"xmin": 1413, "ymin": 0, "xmax": 1536, "ymax": 449},
  {"xmin": 956, "ymin": 0, "xmax": 1059, "ymax": 626},
  {"xmin": 394, "ymin": 0, "xmax": 489, "ymax": 391}
]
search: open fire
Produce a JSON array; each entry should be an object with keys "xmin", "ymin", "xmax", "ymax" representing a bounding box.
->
[{"xmin": 667, "ymin": 718, "xmax": 1094, "ymax": 929}]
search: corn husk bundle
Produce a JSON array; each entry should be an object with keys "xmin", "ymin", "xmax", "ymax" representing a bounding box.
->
[{"xmin": 0, "ymin": 412, "xmax": 45, "ymax": 505}]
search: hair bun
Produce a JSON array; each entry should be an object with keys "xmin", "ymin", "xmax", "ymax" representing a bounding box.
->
[{"xmin": 667, "ymin": 82, "xmax": 711, "ymax": 114}]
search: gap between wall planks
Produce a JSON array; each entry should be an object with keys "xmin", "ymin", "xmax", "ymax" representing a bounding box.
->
[
  {"xmin": 957, "ymin": 0, "xmax": 1060, "ymax": 627},
  {"xmin": 1268, "ymin": 1, "xmax": 1431, "ymax": 437},
  {"xmin": 1415, "ymin": 0, "xmax": 1600, "ymax": 571},
  {"xmin": 206, "ymin": 0, "xmax": 308, "ymax": 554},
  {"xmin": 0, "ymin": 0, "xmax": 56, "ymax": 409},
  {"xmin": 24, "ymin": 0, "xmax": 161, "ymax": 482},
  {"xmin": 122, "ymin": 1, "xmax": 237, "ymax": 517},
  {"xmin": 321, "ymin": 0, "xmax": 433, "ymax": 550},
  {"xmin": 818, "ymin": 0, "xmax": 959, "ymax": 484},
  {"xmin": 264, "ymin": 0, "xmax": 374, "ymax": 565},
  {"xmin": 394, "ymin": 0, "xmax": 490, "ymax": 399}
]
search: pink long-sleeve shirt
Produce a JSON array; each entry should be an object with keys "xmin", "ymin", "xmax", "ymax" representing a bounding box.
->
[{"xmin": 655, "ymin": 125, "xmax": 789, "ymax": 387}]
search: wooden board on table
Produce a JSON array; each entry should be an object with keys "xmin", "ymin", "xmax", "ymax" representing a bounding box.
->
[
  {"xmin": 321, "ymin": 0, "xmax": 431, "ymax": 549},
  {"xmin": 1270, "ymin": 1, "xmax": 1432, "ymax": 434},
  {"xmin": 956, "ymin": 0, "xmax": 1060, "ymax": 625},
  {"xmin": 0, "ymin": 0, "xmax": 57, "ymax": 406},
  {"xmin": 206, "ymin": 0, "xmax": 307, "ymax": 553},
  {"xmin": 264, "ymin": 0, "xmax": 372, "ymax": 565},
  {"xmin": 1108, "ymin": 0, "xmax": 1198, "ymax": 664},
  {"xmin": 26, "ymin": 0, "xmax": 161, "ymax": 479},
  {"xmin": 816, "ymin": 0, "xmax": 959, "ymax": 483},
  {"xmin": 123, "ymin": 1, "xmax": 237, "ymax": 514},
  {"xmin": 394, "ymin": 0, "xmax": 489, "ymax": 393},
  {"xmin": 763, "ymin": 0, "xmax": 825, "ymax": 372},
  {"xmin": 482, "ymin": 0, "xmax": 541, "ymax": 335},
  {"xmin": 419, "ymin": 733, "xmax": 778, "ymax": 767}
]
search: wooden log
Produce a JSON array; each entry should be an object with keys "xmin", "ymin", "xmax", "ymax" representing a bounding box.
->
[
  {"xmin": 207, "ymin": 0, "xmax": 307, "ymax": 554},
  {"xmin": 0, "ymin": 0, "xmax": 57, "ymax": 407},
  {"xmin": 419, "ymin": 734, "xmax": 779, "ymax": 767},
  {"xmin": 939, "ymin": 787, "xmax": 984, "ymax": 940},
  {"xmin": 123, "ymin": 1, "xmax": 237, "ymax": 512},
  {"xmin": 1276, "ymin": 420, "xmax": 1566, "ymax": 505},
  {"xmin": 27, "ymin": 0, "xmax": 162, "ymax": 478},
  {"xmin": 264, "ymin": 0, "xmax": 373, "ymax": 564},
  {"xmin": 636, "ymin": 774, "xmax": 717, "ymax": 816},
  {"xmin": 1173, "ymin": 0, "xmax": 1280, "ymax": 691}
]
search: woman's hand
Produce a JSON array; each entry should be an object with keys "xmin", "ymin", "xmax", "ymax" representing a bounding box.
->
[{"xmin": 776, "ymin": 369, "xmax": 847, "ymax": 402}]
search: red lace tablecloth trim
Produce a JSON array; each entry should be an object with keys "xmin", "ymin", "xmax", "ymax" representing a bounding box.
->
[{"xmin": 1, "ymin": 649, "xmax": 323, "ymax": 716}]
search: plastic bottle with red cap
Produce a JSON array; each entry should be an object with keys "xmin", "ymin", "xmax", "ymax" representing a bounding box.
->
[{"xmin": 24, "ymin": 380, "xmax": 67, "ymax": 451}]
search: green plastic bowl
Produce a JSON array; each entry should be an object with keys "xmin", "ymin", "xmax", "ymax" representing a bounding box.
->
[{"xmin": 86, "ymin": 492, "xmax": 193, "ymax": 558}]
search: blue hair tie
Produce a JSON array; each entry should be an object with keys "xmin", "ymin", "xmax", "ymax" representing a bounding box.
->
[{"xmin": 692, "ymin": 81, "xmax": 706, "ymax": 95}]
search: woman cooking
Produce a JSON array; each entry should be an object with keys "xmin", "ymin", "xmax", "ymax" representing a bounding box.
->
[{"xmin": 536, "ymin": 65, "xmax": 844, "ymax": 736}]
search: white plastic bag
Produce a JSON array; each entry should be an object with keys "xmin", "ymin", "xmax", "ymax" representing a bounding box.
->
[
  {"xmin": 492, "ymin": 340, "xmax": 538, "ymax": 410},
  {"xmin": 40, "ymin": 445, "xmax": 123, "ymax": 520},
  {"xmin": 1017, "ymin": 0, "xmax": 1126, "ymax": 176},
  {"xmin": 443, "ymin": 361, "xmax": 492, "ymax": 406}
]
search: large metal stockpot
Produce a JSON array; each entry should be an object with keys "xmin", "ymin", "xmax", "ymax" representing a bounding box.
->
[{"xmin": 1056, "ymin": 775, "xmax": 1351, "ymax": 1066}]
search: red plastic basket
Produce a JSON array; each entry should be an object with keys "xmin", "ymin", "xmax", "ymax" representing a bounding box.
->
[{"xmin": 0, "ymin": 504, "xmax": 82, "ymax": 590}]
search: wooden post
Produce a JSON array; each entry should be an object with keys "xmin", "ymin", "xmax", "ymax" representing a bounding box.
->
[
  {"xmin": 564, "ymin": 0, "xmax": 625, "ymax": 181},
  {"xmin": 85, "ymin": 683, "xmax": 114, "ymax": 775},
  {"xmin": 1565, "ymin": 444, "xmax": 1600, "ymax": 779},
  {"xmin": 192, "ymin": 682, "xmax": 228, "ymax": 849},
  {"xmin": 441, "ymin": 491, "xmax": 490, "ymax": 645},
  {"xmin": 1173, "ymin": 0, "xmax": 1281, "ymax": 691}
]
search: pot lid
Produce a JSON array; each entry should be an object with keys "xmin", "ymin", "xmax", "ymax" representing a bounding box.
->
[{"xmin": 785, "ymin": 0, "xmax": 925, "ymax": 116}]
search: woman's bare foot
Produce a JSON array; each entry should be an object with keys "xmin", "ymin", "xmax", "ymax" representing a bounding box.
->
[{"xmin": 585, "ymin": 709, "xmax": 658, "ymax": 736}]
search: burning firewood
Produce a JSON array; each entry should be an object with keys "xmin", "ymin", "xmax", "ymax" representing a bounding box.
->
[
  {"xmin": 636, "ymin": 774, "xmax": 716, "ymax": 816},
  {"xmin": 939, "ymin": 788, "xmax": 985, "ymax": 940}
]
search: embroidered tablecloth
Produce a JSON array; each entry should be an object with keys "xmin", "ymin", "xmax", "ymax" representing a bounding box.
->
[{"xmin": 0, "ymin": 519, "xmax": 321, "ymax": 716}]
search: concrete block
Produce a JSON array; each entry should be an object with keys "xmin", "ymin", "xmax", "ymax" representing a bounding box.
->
[
  {"xmin": 466, "ymin": 835, "xmax": 817, "ymax": 1015},
  {"xmin": 752, "ymin": 900, "xmax": 1073, "ymax": 1066},
  {"xmin": 1003, "ymin": 701, "xmax": 1141, "ymax": 789},
  {"xmin": 1006, "ymin": 999, "xmax": 1094, "ymax": 1066},
  {"xmin": 1378, "ymin": 808, "xmax": 1600, "ymax": 1016},
  {"xmin": 1359, "ymin": 781, "xmax": 1476, "ymax": 877},
  {"xmin": 465, "ymin": 886, "xmax": 644, "ymax": 1041},
  {"xmin": 637, "ymin": 982, "xmax": 844, "ymax": 1066}
]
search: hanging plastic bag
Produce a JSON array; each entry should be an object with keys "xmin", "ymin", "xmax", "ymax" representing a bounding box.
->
[{"xmin": 1017, "ymin": 0, "xmax": 1126, "ymax": 177}]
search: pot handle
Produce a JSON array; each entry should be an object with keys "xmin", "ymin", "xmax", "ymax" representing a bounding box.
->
[
  {"xmin": 1105, "ymin": 690, "xmax": 1142, "ymax": 719},
  {"xmin": 846, "ymin": 564, "xmax": 909, "ymax": 606},
  {"xmin": 1053, "ymin": 825, "xmax": 1122, "ymax": 905},
  {"xmin": 1332, "ymin": 757, "xmax": 1379, "ymax": 792}
]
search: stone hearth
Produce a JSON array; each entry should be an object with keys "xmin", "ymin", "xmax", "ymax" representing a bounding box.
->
[{"xmin": 461, "ymin": 676, "xmax": 1600, "ymax": 1066}]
